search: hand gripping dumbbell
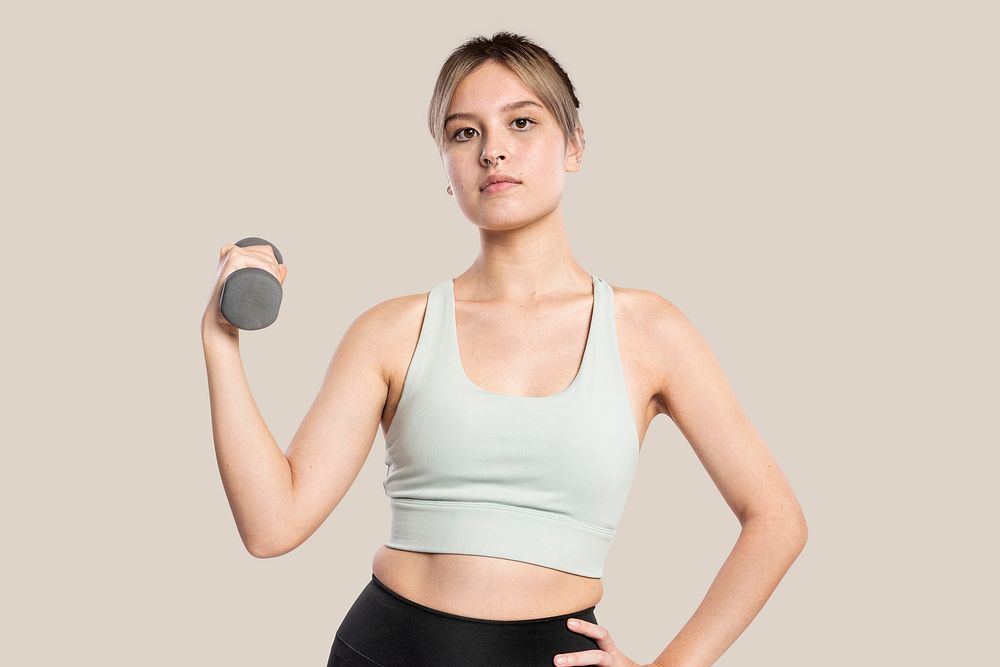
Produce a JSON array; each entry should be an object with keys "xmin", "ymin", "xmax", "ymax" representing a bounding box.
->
[{"xmin": 219, "ymin": 237, "xmax": 284, "ymax": 330}]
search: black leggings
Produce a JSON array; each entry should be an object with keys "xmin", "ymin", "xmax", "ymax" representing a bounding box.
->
[{"xmin": 327, "ymin": 573, "xmax": 601, "ymax": 666}]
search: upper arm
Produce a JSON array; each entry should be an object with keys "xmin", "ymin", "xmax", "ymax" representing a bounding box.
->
[
  {"xmin": 279, "ymin": 299, "xmax": 394, "ymax": 555},
  {"xmin": 649, "ymin": 295, "xmax": 807, "ymax": 538}
]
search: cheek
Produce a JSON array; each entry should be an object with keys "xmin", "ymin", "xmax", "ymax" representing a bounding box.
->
[
  {"xmin": 525, "ymin": 139, "xmax": 566, "ymax": 171},
  {"xmin": 441, "ymin": 158, "xmax": 469, "ymax": 189}
]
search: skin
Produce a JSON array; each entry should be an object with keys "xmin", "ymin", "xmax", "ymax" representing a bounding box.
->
[{"xmin": 255, "ymin": 59, "xmax": 808, "ymax": 666}]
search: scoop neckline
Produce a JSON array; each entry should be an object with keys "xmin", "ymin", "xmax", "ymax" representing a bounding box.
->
[{"xmin": 448, "ymin": 274, "xmax": 600, "ymax": 400}]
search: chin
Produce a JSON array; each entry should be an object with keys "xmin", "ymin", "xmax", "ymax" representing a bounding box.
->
[{"xmin": 472, "ymin": 212, "xmax": 537, "ymax": 230}]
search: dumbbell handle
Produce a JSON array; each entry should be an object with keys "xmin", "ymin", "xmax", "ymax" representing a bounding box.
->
[{"xmin": 219, "ymin": 237, "xmax": 284, "ymax": 330}]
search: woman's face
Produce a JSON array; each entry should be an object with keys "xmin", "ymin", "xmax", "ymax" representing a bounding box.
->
[{"xmin": 441, "ymin": 60, "xmax": 581, "ymax": 230}]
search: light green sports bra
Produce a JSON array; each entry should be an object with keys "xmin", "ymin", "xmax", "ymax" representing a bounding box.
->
[{"xmin": 382, "ymin": 274, "xmax": 640, "ymax": 579}]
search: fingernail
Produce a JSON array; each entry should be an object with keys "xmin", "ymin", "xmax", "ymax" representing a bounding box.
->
[
  {"xmin": 555, "ymin": 657, "xmax": 567, "ymax": 665},
  {"xmin": 567, "ymin": 618, "xmax": 578, "ymax": 627}
]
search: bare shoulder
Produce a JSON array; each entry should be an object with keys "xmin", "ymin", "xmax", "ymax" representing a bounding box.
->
[
  {"xmin": 606, "ymin": 282, "xmax": 682, "ymax": 322},
  {"xmin": 604, "ymin": 282, "xmax": 699, "ymax": 416},
  {"xmin": 611, "ymin": 281, "xmax": 698, "ymax": 343},
  {"xmin": 349, "ymin": 287, "xmax": 431, "ymax": 385}
]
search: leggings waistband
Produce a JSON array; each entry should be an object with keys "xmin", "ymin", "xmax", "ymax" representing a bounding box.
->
[
  {"xmin": 369, "ymin": 573, "xmax": 598, "ymax": 625},
  {"xmin": 329, "ymin": 573, "xmax": 602, "ymax": 665}
]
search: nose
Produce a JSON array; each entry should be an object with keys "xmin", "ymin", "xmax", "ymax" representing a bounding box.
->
[{"xmin": 481, "ymin": 146, "xmax": 507, "ymax": 168}]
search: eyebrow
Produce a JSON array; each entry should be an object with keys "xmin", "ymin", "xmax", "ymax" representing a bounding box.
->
[{"xmin": 444, "ymin": 100, "xmax": 544, "ymax": 126}]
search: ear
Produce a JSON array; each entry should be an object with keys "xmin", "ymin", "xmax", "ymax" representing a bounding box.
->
[{"xmin": 565, "ymin": 124, "xmax": 585, "ymax": 173}]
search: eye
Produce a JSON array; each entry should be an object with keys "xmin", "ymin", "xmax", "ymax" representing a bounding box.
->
[{"xmin": 451, "ymin": 117, "xmax": 537, "ymax": 142}]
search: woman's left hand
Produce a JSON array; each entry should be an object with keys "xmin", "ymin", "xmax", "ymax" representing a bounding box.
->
[{"xmin": 554, "ymin": 617, "xmax": 650, "ymax": 666}]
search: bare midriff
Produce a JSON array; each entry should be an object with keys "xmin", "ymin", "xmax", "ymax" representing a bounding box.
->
[{"xmin": 371, "ymin": 544, "xmax": 604, "ymax": 621}]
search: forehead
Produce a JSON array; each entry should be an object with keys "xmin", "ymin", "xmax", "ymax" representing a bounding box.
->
[{"xmin": 446, "ymin": 61, "xmax": 543, "ymax": 120}]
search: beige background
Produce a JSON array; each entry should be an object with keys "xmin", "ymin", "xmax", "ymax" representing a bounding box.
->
[{"xmin": 3, "ymin": 1, "xmax": 996, "ymax": 664}]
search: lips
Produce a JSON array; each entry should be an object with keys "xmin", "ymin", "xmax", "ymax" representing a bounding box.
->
[
  {"xmin": 481, "ymin": 181, "xmax": 519, "ymax": 194},
  {"xmin": 480, "ymin": 174, "xmax": 521, "ymax": 191}
]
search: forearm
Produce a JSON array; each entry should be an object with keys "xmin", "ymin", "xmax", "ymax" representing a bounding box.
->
[
  {"xmin": 652, "ymin": 514, "xmax": 807, "ymax": 667},
  {"xmin": 201, "ymin": 327, "xmax": 294, "ymax": 557}
]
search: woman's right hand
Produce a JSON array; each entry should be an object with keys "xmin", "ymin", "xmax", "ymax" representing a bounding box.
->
[{"xmin": 201, "ymin": 242, "xmax": 288, "ymax": 339}]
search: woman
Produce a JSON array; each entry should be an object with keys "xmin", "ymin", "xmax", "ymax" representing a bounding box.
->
[{"xmin": 201, "ymin": 31, "xmax": 808, "ymax": 667}]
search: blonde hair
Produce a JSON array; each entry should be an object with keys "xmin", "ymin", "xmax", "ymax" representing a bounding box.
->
[{"xmin": 427, "ymin": 31, "xmax": 584, "ymax": 155}]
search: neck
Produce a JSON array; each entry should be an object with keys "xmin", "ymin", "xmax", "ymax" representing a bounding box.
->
[{"xmin": 462, "ymin": 207, "xmax": 590, "ymax": 301}]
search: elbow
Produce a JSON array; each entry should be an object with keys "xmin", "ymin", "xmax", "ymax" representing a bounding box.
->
[
  {"xmin": 783, "ymin": 510, "xmax": 809, "ymax": 555},
  {"xmin": 247, "ymin": 542, "xmax": 278, "ymax": 559},
  {"xmin": 245, "ymin": 532, "xmax": 296, "ymax": 559},
  {"xmin": 782, "ymin": 519, "xmax": 808, "ymax": 561},
  {"xmin": 742, "ymin": 507, "xmax": 809, "ymax": 552},
  {"xmin": 242, "ymin": 507, "xmax": 306, "ymax": 558},
  {"xmin": 779, "ymin": 508, "xmax": 808, "ymax": 548}
]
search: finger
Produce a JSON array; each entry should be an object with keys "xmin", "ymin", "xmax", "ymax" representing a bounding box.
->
[
  {"xmin": 567, "ymin": 618, "xmax": 609, "ymax": 643},
  {"xmin": 228, "ymin": 246, "xmax": 281, "ymax": 279},
  {"xmin": 553, "ymin": 649, "xmax": 608, "ymax": 665},
  {"xmin": 567, "ymin": 618, "xmax": 597, "ymax": 632},
  {"xmin": 566, "ymin": 618, "xmax": 619, "ymax": 660},
  {"xmin": 246, "ymin": 248, "xmax": 281, "ymax": 272},
  {"xmin": 250, "ymin": 245, "xmax": 277, "ymax": 263}
]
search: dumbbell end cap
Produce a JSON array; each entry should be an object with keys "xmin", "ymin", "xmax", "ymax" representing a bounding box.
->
[{"xmin": 219, "ymin": 268, "xmax": 283, "ymax": 330}]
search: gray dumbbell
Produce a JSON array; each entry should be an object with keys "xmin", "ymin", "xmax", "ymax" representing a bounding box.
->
[{"xmin": 219, "ymin": 237, "xmax": 284, "ymax": 330}]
